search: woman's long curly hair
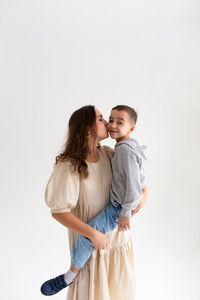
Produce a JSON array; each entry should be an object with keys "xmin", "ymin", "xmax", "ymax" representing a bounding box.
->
[{"xmin": 55, "ymin": 105, "xmax": 98, "ymax": 178}]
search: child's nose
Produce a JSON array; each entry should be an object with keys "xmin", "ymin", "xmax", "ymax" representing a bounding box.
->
[{"xmin": 109, "ymin": 122, "xmax": 115, "ymax": 128}]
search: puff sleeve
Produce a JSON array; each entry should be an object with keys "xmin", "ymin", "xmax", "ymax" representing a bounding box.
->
[{"xmin": 44, "ymin": 161, "xmax": 80, "ymax": 213}]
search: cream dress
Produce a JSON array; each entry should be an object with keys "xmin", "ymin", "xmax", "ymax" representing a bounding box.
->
[{"xmin": 45, "ymin": 145, "xmax": 136, "ymax": 300}]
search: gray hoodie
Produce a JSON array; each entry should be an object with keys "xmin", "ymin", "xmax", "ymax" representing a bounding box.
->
[{"xmin": 110, "ymin": 138, "xmax": 147, "ymax": 218}]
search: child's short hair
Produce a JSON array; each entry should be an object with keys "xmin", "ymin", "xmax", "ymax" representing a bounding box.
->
[{"xmin": 112, "ymin": 105, "xmax": 138, "ymax": 125}]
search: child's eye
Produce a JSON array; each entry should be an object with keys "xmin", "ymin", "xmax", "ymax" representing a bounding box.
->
[
  {"xmin": 109, "ymin": 120, "xmax": 113, "ymax": 123},
  {"xmin": 117, "ymin": 122, "xmax": 123, "ymax": 125}
]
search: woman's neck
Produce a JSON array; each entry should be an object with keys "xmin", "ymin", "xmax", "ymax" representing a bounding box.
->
[{"xmin": 86, "ymin": 147, "xmax": 100, "ymax": 163}]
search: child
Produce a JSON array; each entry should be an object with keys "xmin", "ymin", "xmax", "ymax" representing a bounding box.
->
[{"xmin": 41, "ymin": 105, "xmax": 147, "ymax": 296}]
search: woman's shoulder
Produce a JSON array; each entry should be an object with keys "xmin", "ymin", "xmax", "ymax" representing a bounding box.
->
[
  {"xmin": 99, "ymin": 144, "xmax": 114, "ymax": 160},
  {"xmin": 51, "ymin": 159, "xmax": 78, "ymax": 178},
  {"xmin": 53, "ymin": 159, "xmax": 71, "ymax": 169}
]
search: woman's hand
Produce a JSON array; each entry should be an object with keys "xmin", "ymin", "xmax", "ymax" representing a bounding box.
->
[
  {"xmin": 90, "ymin": 230, "xmax": 110, "ymax": 251},
  {"xmin": 131, "ymin": 185, "xmax": 148, "ymax": 215},
  {"xmin": 52, "ymin": 212, "xmax": 109, "ymax": 251},
  {"xmin": 118, "ymin": 215, "xmax": 131, "ymax": 232}
]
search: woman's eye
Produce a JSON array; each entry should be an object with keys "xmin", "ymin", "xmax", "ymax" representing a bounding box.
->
[
  {"xmin": 98, "ymin": 117, "xmax": 103, "ymax": 121},
  {"xmin": 109, "ymin": 120, "xmax": 113, "ymax": 123}
]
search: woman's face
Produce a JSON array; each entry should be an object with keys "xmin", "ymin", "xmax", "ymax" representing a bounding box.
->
[{"xmin": 94, "ymin": 108, "xmax": 109, "ymax": 141}]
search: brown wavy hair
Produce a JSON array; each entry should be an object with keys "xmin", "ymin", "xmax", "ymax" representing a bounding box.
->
[{"xmin": 55, "ymin": 105, "xmax": 98, "ymax": 178}]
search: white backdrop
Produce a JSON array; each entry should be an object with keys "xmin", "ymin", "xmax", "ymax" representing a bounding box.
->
[{"xmin": 0, "ymin": 1, "xmax": 200, "ymax": 300}]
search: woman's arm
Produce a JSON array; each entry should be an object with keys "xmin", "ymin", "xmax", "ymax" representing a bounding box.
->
[
  {"xmin": 52, "ymin": 212, "xmax": 109, "ymax": 250},
  {"xmin": 131, "ymin": 185, "xmax": 148, "ymax": 215}
]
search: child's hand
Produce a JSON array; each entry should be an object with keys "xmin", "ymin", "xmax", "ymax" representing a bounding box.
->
[{"xmin": 118, "ymin": 216, "xmax": 131, "ymax": 232}]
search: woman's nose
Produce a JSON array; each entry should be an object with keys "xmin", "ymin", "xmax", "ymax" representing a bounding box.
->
[{"xmin": 104, "ymin": 119, "xmax": 109, "ymax": 126}]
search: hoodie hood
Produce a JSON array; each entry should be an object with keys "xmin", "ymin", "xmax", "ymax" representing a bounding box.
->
[{"xmin": 115, "ymin": 138, "xmax": 148, "ymax": 162}]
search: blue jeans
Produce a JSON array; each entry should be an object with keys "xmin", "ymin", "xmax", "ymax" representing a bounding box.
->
[{"xmin": 71, "ymin": 195, "xmax": 132, "ymax": 269}]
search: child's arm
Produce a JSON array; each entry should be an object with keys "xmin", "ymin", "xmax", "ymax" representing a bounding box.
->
[
  {"xmin": 118, "ymin": 186, "xmax": 148, "ymax": 232},
  {"xmin": 131, "ymin": 185, "xmax": 148, "ymax": 215},
  {"xmin": 119, "ymin": 148, "xmax": 142, "ymax": 218}
]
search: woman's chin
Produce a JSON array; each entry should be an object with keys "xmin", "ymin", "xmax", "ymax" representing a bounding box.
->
[
  {"xmin": 105, "ymin": 132, "xmax": 109, "ymax": 138},
  {"xmin": 105, "ymin": 133, "xmax": 109, "ymax": 139},
  {"xmin": 99, "ymin": 133, "xmax": 109, "ymax": 141},
  {"xmin": 108, "ymin": 133, "xmax": 116, "ymax": 139}
]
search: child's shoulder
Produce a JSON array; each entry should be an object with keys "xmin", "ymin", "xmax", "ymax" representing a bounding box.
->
[
  {"xmin": 115, "ymin": 142, "xmax": 132, "ymax": 153},
  {"xmin": 115, "ymin": 143, "xmax": 139, "ymax": 160}
]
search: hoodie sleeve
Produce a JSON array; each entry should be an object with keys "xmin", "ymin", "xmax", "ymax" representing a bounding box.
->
[{"xmin": 119, "ymin": 146, "xmax": 142, "ymax": 218}]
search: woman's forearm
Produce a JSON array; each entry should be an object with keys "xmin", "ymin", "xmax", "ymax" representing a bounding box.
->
[{"xmin": 52, "ymin": 212, "xmax": 96, "ymax": 240}]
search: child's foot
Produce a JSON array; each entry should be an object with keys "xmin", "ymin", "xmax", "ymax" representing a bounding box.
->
[
  {"xmin": 40, "ymin": 270, "xmax": 78, "ymax": 296},
  {"xmin": 40, "ymin": 274, "xmax": 72, "ymax": 296}
]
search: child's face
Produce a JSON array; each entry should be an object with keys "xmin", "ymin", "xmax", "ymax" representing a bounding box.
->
[{"xmin": 108, "ymin": 109, "xmax": 135, "ymax": 142}]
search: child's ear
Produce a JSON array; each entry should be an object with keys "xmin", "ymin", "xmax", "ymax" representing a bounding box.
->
[{"xmin": 129, "ymin": 125, "xmax": 135, "ymax": 133}]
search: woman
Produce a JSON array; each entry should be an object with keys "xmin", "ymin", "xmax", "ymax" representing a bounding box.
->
[{"xmin": 44, "ymin": 105, "xmax": 148, "ymax": 300}]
